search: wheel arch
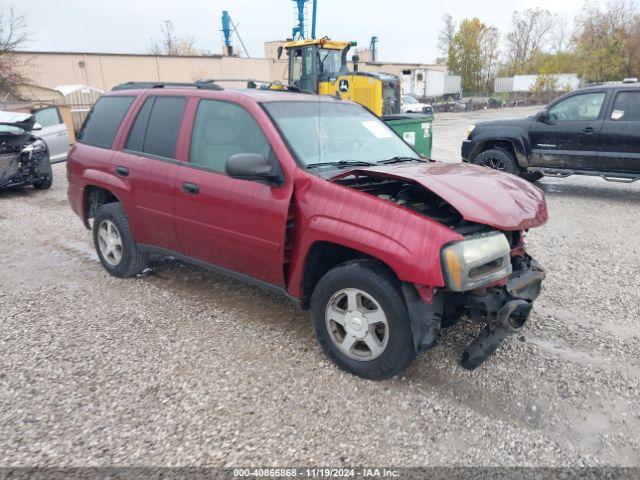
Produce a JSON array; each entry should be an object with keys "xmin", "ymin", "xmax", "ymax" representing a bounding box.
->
[
  {"xmin": 298, "ymin": 241, "xmax": 399, "ymax": 310},
  {"xmin": 83, "ymin": 185, "xmax": 121, "ymax": 228},
  {"xmin": 470, "ymin": 137, "xmax": 528, "ymax": 168}
]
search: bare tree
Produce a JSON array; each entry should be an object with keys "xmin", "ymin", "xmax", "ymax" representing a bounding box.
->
[
  {"xmin": 148, "ymin": 20, "xmax": 200, "ymax": 56},
  {"xmin": 0, "ymin": 5, "xmax": 29, "ymax": 95},
  {"xmin": 504, "ymin": 8, "xmax": 556, "ymax": 75},
  {"xmin": 551, "ymin": 15, "xmax": 571, "ymax": 54},
  {"xmin": 437, "ymin": 14, "xmax": 457, "ymax": 62},
  {"xmin": 480, "ymin": 26, "xmax": 501, "ymax": 91}
]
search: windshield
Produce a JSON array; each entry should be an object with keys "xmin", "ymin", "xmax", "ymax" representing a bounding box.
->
[
  {"xmin": 0, "ymin": 125, "xmax": 24, "ymax": 134},
  {"xmin": 264, "ymin": 101, "xmax": 419, "ymax": 167},
  {"xmin": 403, "ymin": 96, "xmax": 418, "ymax": 104}
]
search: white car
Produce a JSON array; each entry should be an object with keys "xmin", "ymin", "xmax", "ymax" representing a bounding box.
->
[{"xmin": 401, "ymin": 95, "xmax": 434, "ymax": 115}]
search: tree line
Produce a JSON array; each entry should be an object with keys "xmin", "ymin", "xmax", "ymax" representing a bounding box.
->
[{"xmin": 439, "ymin": 0, "xmax": 640, "ymax": 94}]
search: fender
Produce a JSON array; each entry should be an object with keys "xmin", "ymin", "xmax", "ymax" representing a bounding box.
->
[
  {"xmin": 80, "ymin": 169, "xmax": 131, "ymax": 224},
  {"xmin": 470, "ymin": 127, "xmax": 533, "ymax": 168},
  {"xmin": 285, "ymin": 174, "xmax": 464, "ymax": 299}
]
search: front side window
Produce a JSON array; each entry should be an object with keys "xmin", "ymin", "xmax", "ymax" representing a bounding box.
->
[
  {"xmin": 189, "ymin": 100, "xmax": 272, "ymax": 172},
  {"xmin": 34, "ymin": 107, "xmax": 62, "ymax": 128},
  {"xmin": 125, "ymin": 96, "xmax": 186, "ymax": 159},
  {"xmin": 548, "ymin": 92, "xmax": 606, "ymax": 122},
  {"xmin": 263, "ymin": 101, "xmax": 419, "ymax": 167},
  {"xmin": 610, "ymin": 91, "xmax": 640, "ymax": 121},
  {"xmin": 403, "ymin": 96, "xmax": 418, "ymax": 104},
  {"xmin": 78, "ymin": 96, "xmax": 135, "ymax": 148}
]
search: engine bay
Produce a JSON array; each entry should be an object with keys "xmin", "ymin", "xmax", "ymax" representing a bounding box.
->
[{"xmin": 334, "ymin": 174, "xmax": 465, "ymax": 227}]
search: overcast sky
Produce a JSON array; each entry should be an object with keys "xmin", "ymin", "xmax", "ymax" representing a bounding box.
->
[{"xmin": 16, "ymin": 0, "xmax": 585, "ymax": 63}]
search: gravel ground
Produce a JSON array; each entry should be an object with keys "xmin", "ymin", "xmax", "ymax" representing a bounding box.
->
[{"xmin": 1, "ymin": 106, "xmax": 639, "ymax": 467}]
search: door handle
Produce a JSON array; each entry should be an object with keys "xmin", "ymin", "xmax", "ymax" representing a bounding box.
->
[
  {"xmin": 182, "ymin": 182, "xmax": 199, "ymax": 195},
  {"xmin": 582, "ymin": 127, "xmax": 599, "ymax": 134},
  {"xmin": 115, "ymin": 166, "xmax": 129, "ymax": 177},
  {"xmin": 57, "ymin": 131, "xmax": 67, "ymax": 136}
]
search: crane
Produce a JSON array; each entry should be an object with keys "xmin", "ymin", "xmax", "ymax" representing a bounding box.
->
[
  {"xmin": 370, "ymin": 36, "xmax": 378, "ymax": 62},
  {"xmin": 291, "ymin": 0, "xmax": 318, "ymax": 40},
  {"xmin": 220, "ymin": 10, "xmax": 250, "ymax": 57}
]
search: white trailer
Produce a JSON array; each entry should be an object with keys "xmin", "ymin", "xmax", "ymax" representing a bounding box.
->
[{"xmin": 402, "ymin": 69, "xmax": 447, "ymax": 99}]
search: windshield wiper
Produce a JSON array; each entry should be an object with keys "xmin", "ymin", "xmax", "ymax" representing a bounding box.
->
[
  {"xmin": 307, "ymin": 160, "xmax": 377, "ymax": 169},
  {"xmin": 378, "ymin": 156, "xmax": 424, "ymax": 165}
]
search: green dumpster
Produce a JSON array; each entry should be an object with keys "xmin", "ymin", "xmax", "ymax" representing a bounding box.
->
[{"xmin": 382, "ymin": 113, "xmax": 434, "ymax": 158}]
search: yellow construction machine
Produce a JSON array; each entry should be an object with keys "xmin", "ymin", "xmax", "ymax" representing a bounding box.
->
[{"xmin": 279, "ymin": 37, "xmax": 401, "ymax": 116}]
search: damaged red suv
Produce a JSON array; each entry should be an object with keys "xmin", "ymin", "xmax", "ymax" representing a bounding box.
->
[{"xmin": 68, "ymin": 81, "xmax": 547, "ymax": 379}]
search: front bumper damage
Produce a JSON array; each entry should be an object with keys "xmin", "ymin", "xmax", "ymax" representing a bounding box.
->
[{"xmin": 403, "ymin": 255, "xmax": 545, "ymax": 370}]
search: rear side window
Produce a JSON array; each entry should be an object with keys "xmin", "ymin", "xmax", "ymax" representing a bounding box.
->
[
  {"xmin": 189, "ymin": 100, "xmax": 271, "ymax": 172},
  {"xmin": 78, "ymin": 96, "xmax": 134, "ymax": 148},
  {"xmin": 125, "ymin": 96, "xmax": 186, "ymax": 159},
  {"xmin": 125, "ymin": 98, "xmax": 153, "ymax": 152},
  {"xmin": 611, "ymin": 91, "xmax": 640, "ymax": 121}
]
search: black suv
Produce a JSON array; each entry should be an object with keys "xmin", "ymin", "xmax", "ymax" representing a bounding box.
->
[{"xmin": 462, "ymin": 83, "xmax": 640, "ymax": 183}]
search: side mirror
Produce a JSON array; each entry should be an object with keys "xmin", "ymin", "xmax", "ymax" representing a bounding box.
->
[
  {"xmin": 277, "ymin": 46, "xmax": 284, "ymax": 60},
  {"xmin": 537, "ymin": 111, "xmax": 551, "ymax": 124},
  {"xmin": 32, "ymin": 122, "xmax": 43, "ymax": 131},
  {"xmin": 225, "ymin": 153, "xmax": 283, "ymax": 186},
  {"xmin": 352, "ymin": 54, "xmax": 360, "ymax": 72}
]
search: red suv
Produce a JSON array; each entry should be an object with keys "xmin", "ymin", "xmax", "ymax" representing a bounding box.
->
[{"xmin": 68, "ymin": 81, "xmax": 548, "ymax": 379}]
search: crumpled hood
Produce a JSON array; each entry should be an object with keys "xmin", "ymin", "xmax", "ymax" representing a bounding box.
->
[
  {"xmin": 0, "ymin": 110, "xmax": 36, "ymax": 131},
  {"xmin": 333, "ymin": 162, "xmax": 548, "ymax": 231}
]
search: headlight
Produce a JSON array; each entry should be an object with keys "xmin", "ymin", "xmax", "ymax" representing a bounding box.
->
[
  {"xmin": 32, "ymin": 139, "xmax": 48, "ymax": 152},
  {"xmin": 466, "ymin": 124, "xmax": 476, "ymax": 139},
  {"xmin": 441, "ymin": 233, "xmax": 512, "ymax": 292}
]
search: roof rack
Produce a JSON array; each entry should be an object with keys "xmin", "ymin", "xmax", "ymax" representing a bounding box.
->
[
  {"xmin": 206, "ymin": 78, "xmax": 315, "ymax": 94},
  {"xmin": 111, "ymin": 81, "xmax": 223, "ymax": 91}
]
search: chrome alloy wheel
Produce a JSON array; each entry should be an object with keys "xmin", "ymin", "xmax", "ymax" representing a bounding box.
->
[
  {"xmin": 97, "ymin": 219, "xmax": 123, "ymax": 266},
  {"xmin": 325, "ymin": 288, "xmax": 390, "ymax": 361}
]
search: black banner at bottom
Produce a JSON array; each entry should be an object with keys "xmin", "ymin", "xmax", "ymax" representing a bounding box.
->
[{"xmin": 0, "ymin": 468, "xmax": 639, "ymax": 480}]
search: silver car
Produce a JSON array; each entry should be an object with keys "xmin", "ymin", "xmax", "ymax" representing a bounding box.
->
[{"xmin": 33, "ymin": 106, "xmax": 71, "ymax": 163}]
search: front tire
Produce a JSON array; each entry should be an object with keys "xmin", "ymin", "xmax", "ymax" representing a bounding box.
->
[
  {"xmin": 32, "ymin": 175, "xmax": 52, "ymax": 190},
  {"xmin": 472, "ymin": 149, "xmax": 518, "ymax": 175},
  {"xmin": 93, "ymin": 202, "xmax": 148, "ymax": 278},
  {"xmin": 310, "ymin": 260, "xmax": 416, "ymax": 380}
]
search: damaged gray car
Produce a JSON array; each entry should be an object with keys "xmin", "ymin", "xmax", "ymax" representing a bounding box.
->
[{"xmin": 0, "ymin": 111, "xmax": 52, "ymax": 191}]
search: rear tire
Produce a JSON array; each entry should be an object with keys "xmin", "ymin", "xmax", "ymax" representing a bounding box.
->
[
  {"xmin": 93, "ymin": 202, "xmax": 148, "ymax": 278},
  {"xmin": 310, "ymin": 260, "xmax": 416, "ymax": 380},
  {"xmin": 472, "ymin": 149, "xmax": 518, "ymax": 175}
]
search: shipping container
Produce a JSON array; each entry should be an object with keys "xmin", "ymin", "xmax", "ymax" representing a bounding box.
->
[
  {"xmin": 494, "ymin": 77, "xmax": 514, "ymax": 93},
  {"xmin": 495, "ymin": 74, "xmax": 580, "ymax": 93}
]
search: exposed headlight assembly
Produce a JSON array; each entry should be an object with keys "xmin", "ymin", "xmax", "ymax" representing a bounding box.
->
[
  {"xmin": 441, "ymin": 233, "xmax": 512, "ymax": 292},
  {"xmin": 32, "ymin": 139, "xmax": 48, "ymax": 153}
]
